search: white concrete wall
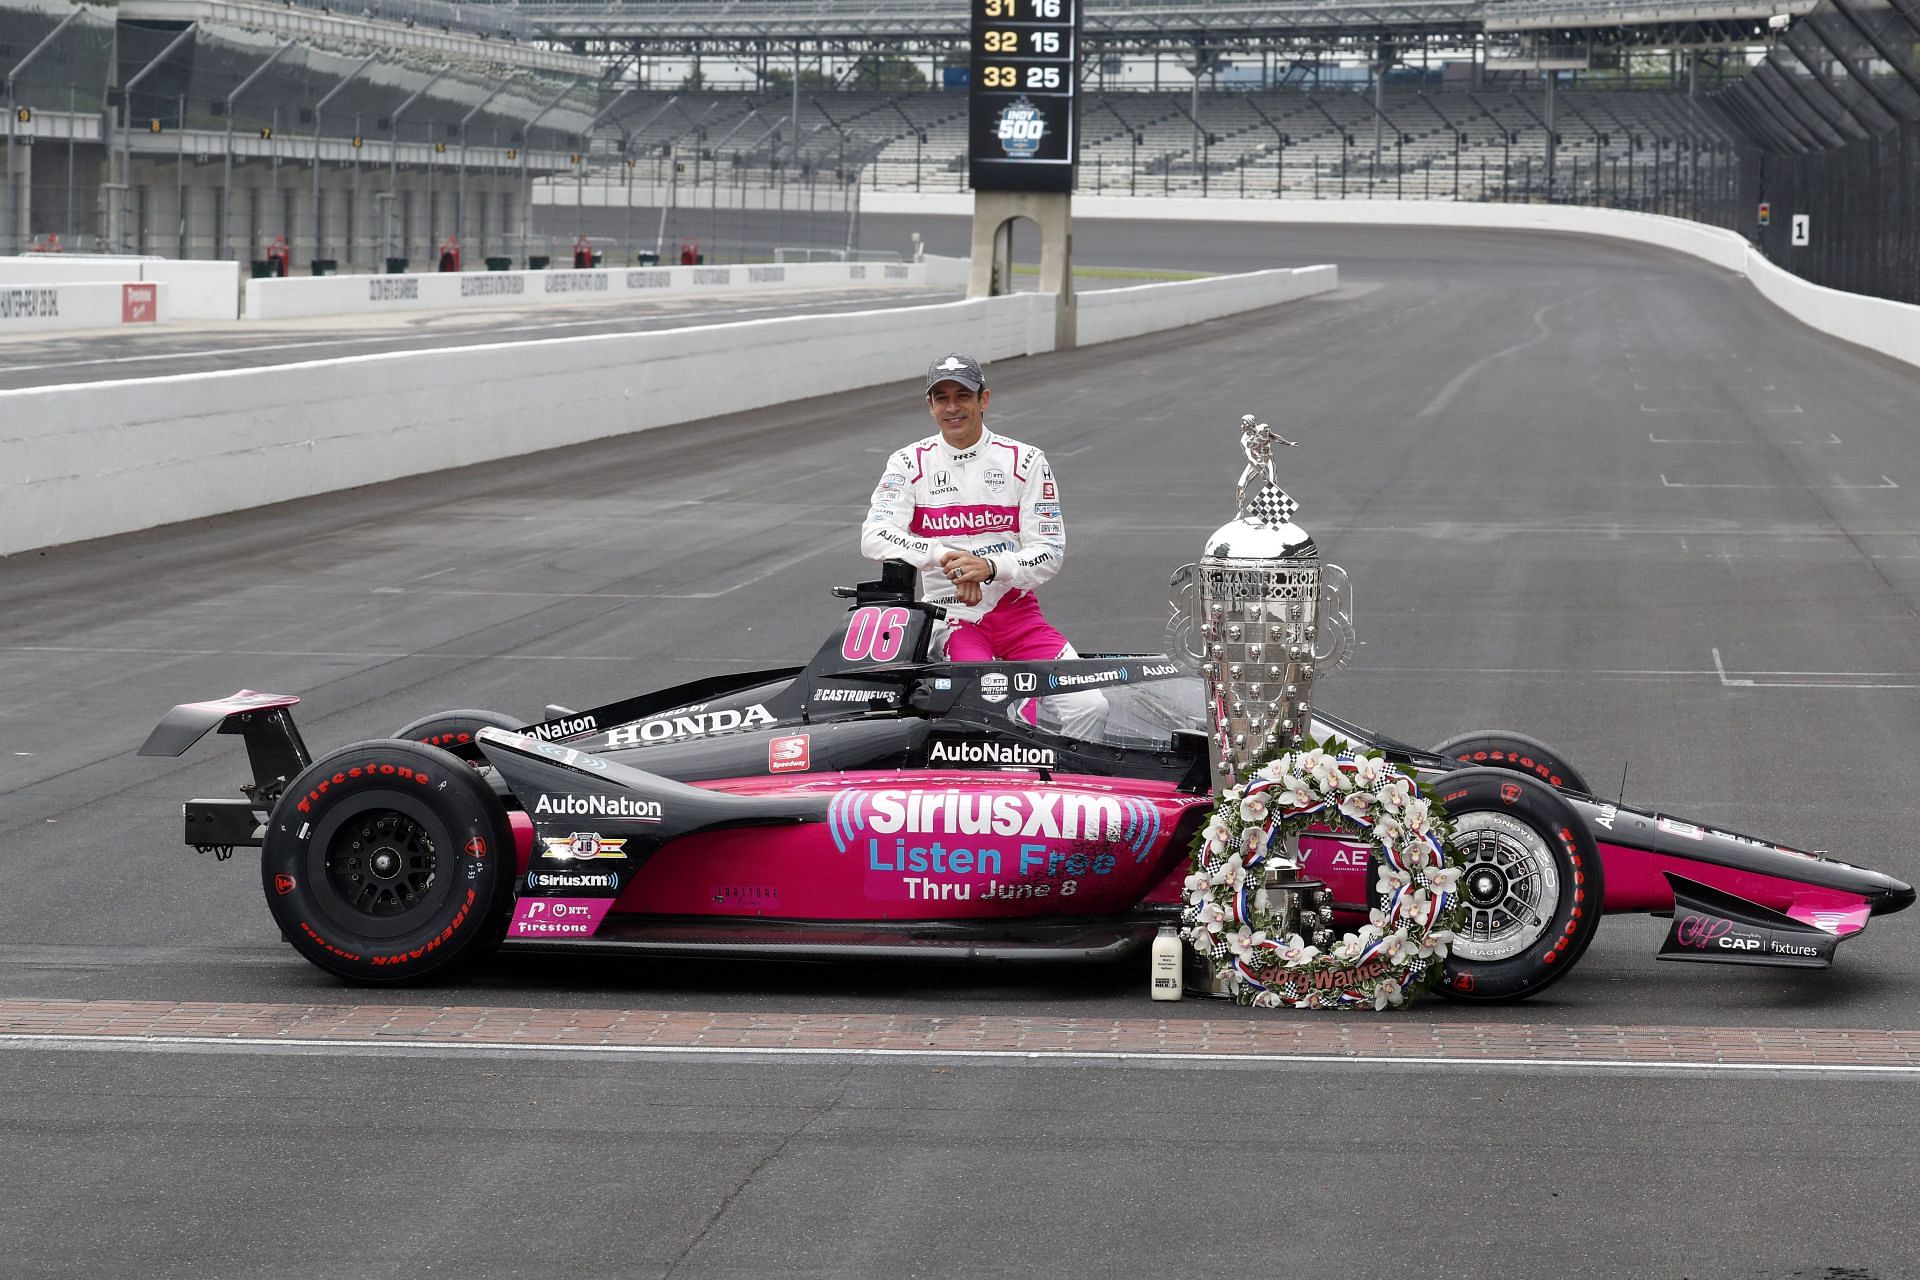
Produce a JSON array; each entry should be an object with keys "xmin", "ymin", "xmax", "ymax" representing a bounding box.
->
[
  {"xmin": 1, "ymin": 292, "xmax": 1048, "ymax": 555},
  {"xmin": 243, "ymin": 256, "xmax": 969, "ymax": 320},
  {"xmin": 1078, "ymin": 265, "xmax": 1338, "ymax": 346},
  {"xmin": 0, "ymin": 256, "xmax": 239, "ymax": 321},
  {"xmin": 0, "ymin": 259, "xmax": 1333, "ymax": 555},
  {"xmin": 871, "ymin": 194, "xmax": 1917, "ymax": 372},
  {"xmin": 0, "ymin": 281, "xmax": 169, "ymax": 333}
]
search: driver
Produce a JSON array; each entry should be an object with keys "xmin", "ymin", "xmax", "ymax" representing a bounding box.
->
[{"xmin": 861, "ymin": 353, "xmax": 1106, "ymax": 739}]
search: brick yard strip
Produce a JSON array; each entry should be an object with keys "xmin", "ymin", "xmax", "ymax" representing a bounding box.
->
[{"xmin": 2, "ymin": 998, "xmax": 1919, "ymax": 1073}]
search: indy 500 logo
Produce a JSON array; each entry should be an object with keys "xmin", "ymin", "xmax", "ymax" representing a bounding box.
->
[{"xmin": 995, "ymin": 98, "xmax": 1047, "ymax": 158}]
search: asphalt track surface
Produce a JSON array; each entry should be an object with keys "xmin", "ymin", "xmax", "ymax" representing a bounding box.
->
[{"xmin": 6, "ymin": 217, "xmax": 1920, "ymax": 1277}]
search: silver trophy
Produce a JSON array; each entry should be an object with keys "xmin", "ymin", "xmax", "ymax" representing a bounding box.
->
[{"xmin": 1168, "ymin": 415, "xmax": 1356, "ymax": 791}]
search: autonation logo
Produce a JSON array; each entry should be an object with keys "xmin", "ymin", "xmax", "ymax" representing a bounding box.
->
[
  {"xmin": 929, "ymin": 739, "xmax": 1055, "ymax": 770},
  {"xmin": 533, "ymin": 794, "xmax": 662, "ymax": 821}
]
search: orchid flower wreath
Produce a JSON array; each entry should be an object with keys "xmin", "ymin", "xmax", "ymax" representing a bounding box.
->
[{"xmin": 1180, "ymin": 740, "xmax": 1466, "ymax": 1010}]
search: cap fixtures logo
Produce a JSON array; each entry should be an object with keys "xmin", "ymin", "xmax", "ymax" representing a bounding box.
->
[{"xmin": 995, "ymin": 98, "xmax": 1047, "ymax": 157}]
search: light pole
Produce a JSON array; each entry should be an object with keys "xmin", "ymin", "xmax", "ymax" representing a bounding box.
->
[
  {"xmin": 518, "ymin": 78, "xmax": 580, "ymax": 268},
  {"xmin": 5, "ymin": 7, "xmax": 83, "ymax": 255},
  {"xmin": 457, "ymin": 72, "xmax": 518, "ymax": 253},
  {"xmin": 311, "ymin": 54, "xmax": 375, "ymax": 271},
  {"xmin": 118, "ymin": 23, "xmax": 198, "ymax": 253},
  {"xmin": 221, "ymin": 39, "xmax": 294, "ymax": 262},
  {"xmin": 385, "ymin": 65, "xmax": 451, "ymax": 270}
]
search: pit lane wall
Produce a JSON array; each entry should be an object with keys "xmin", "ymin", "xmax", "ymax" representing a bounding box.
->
[
  {"xmin": 0, "ymin": 262, "xmax": 1335, "ymax": 556},
  {"xmin": 0, "ymin": 256, "xmax": 238, "ymax": 322},
  {"xmin": 869, "ymin": 195, "xmax": 1920, "ymax": 373},
  {"xmin": 243, "ymin": 257, "xmax": 972, "ymax": 320},
  {"xmin": 0, "ymin": 280, "xmax": 170, "ymax": 332}
]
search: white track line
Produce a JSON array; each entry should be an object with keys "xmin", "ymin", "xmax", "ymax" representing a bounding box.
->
[{"xmin": 2, "ymin": 1032, "xmax": 1915, "ymax": 1077}]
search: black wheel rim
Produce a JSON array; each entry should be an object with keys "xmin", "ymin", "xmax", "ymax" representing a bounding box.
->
[{"xmin": 324, "ymin": 807, "xmax": 438, "ymax": 919}]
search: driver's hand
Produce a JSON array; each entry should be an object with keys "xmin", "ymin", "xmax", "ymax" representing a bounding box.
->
[{"xmin": 940, "ymin": 551, "xmax": 989, "ymax": 605}]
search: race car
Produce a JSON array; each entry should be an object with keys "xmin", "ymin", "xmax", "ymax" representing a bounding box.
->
[{"xmin": 141, "ymin": 561, "xmax": 1914, "ymax": 1001}]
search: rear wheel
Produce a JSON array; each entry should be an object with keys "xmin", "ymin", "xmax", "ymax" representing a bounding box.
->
[
  {"xmin": 1434, "ymin": 767, "xmax": 1604, "ymax": 1003},
  {"xmin": 392, "ymin": 708, "xmax": 522, "ymax": 764},
  {"xmin": 262, "ymin": 739, "xmax": 515, "ymax": 984},
  {"xmin": 1431, "ymin": 729, "xmax": 1591, "ymax": 795}
]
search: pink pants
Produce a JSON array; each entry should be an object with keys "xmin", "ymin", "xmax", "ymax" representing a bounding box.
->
[
  {"xmin": 943, "ymin": 590, "xmax": 1071, "ymax": 664},
  {"xmin": 945, "ymin": 591, "xmax": 1081, "ymax": 729}
]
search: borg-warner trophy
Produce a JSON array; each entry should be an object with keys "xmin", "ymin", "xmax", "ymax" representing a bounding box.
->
[{"xmin": 1167, "ymin": 415, "xmax": 1355, "ymax": 791}]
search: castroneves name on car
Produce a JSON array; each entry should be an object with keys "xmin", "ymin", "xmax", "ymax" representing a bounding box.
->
[
  {"xmin": 534, "ymin": 795, "xmax": 663, "ymax": 821},
  {"xmin": 812, "ymin": 688, "xmax": 900, "ymax": 704},
  {"xmin": 604, "ymin": 705, "xmax": 774, "ymax": 747}
]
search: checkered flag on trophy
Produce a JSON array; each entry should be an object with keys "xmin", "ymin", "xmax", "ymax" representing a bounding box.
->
[{"xmin": 1234, "ymin": 415, "xmax": 1299, "ymax": 527}]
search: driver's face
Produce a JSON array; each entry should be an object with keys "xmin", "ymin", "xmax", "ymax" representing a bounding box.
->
[{"xmin": 927, "ymin": 381, "xmax": 989, "ymax": 449}]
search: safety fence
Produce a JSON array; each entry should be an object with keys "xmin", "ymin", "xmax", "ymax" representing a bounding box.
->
[{"xmin": 1717, "ymin": 0, "xmax": 1920, "ymax": 306}]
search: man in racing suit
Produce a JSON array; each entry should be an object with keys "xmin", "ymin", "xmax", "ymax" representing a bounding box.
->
[{"xmin": 861, "ymin": 353, "xmax": 1107, "ymax": 740}]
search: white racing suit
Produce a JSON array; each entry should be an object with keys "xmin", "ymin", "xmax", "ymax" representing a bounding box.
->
[{"xmin": 861, "ymin": 427, "xmax": 1107, "ymax": 740}]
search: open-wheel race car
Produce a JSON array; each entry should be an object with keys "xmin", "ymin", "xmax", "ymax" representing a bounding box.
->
[{"xmin": 141, "ymin": 559, "xmax": 1913, "ymax": 1001}]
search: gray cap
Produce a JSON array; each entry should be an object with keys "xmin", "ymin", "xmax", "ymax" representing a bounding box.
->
[{"xmin": 925, "ymin": 353, "xmax": 987, "ymax": 394}]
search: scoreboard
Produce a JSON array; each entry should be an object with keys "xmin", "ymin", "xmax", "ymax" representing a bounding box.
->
[{"xmin": 968, "ymin": 0, "xmax": 1080, "ymax": 193}]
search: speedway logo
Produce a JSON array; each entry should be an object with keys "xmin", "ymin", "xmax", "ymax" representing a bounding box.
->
[
  {"xmin": 768, "ymin": 734, "xmax": 810, "ymax": 773},
  {"xmin": 910, "ymin": 505, "xmax": 1019, "ymax": 537},
  {"xmin": 526, "ymin": 870, "xmax": 621, "ymax": 889},
  {"xmin": 539, "ymin": 833, "xmax": 629, "ymax": 861},
  {"xmin": 929, "ymin": 739, "xmax": 1055, "ymax": 770},
  {"xmin": 604, "ymin": 704, "xmax": 773, "ymax": 747},
  {"xmin": 1049, "ymin": 666, "xmax": 1129, "ymax": 689},
  {"xmin": 828, "ymin": 788, "xmax": 1161, "ymax": 859},
  {"xmin": 533, "ymin": 794, "xmax": 662, "ymax": 821}
]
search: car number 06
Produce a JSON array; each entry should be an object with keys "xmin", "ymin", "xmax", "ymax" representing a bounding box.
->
[{"xmin": 842, "ymin": 606, "xmax": 910, "ymax": 662}]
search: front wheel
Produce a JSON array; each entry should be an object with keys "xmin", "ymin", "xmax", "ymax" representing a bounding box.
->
[
  {"xmin": 1434, "ymin": 767, "xmax": 1604, "ymax": 1003},
  {"xmin": 262, "ymin": 739, "xmax": 515, "ymax": 984},
  {"xmin": 1431, "ymin": 729, "xmax": 1591, "ymax": 795}
]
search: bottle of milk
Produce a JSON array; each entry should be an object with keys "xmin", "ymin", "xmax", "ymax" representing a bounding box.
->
[{"xmin": 1150, "ymin": 926, "xmax": 1183, "ymax": 1001}]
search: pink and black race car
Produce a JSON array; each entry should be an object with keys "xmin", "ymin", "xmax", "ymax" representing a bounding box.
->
[{"xmin": 142, "ymin": 562, "xmax": 1913, "ymax": 1001}]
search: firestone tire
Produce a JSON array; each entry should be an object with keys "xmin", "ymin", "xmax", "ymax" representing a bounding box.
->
[
  {"xmin": 1431, "ymin": 729, "xmax": 1591, "ymax": 796},
  {"xmin": 391, "ymin": 709, "xmax": 522, "ymax": 764},
  {"xmin": 261, "ymin": 739, "xmax": 516, "ymax": 985},
  {"xmin": 1433, "ymin": 767, "xmax": 1604, "ymax": 1004}
]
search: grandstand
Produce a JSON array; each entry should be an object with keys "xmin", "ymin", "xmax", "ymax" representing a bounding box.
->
[{"xmin": 3, "ymin": 0, "xmax": 1913, "ymax": 299}]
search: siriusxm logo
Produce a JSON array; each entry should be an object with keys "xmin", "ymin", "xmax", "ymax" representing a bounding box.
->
[
  {"xmin": 1049, "ymin": 666, "xmax": 1128, "ymax": 689},
  {"xmin": 526, "ymin": 870, "xmax": 620, "ymax": 889},
  {"xmin": 827, "ymin": 788, "xmax": 1162, "ymax": 859},
  {"xmin": 996, "ymin": 98, "xmax": 1047, "ymax": 157}
]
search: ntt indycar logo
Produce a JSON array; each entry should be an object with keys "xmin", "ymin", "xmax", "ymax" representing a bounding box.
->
[
  {"xmin": 828, "ymin": 788, "xmax": 1161, "ymax": 859},
  {"xmin": 533, "ymin": 794, "xmax": 662, "ymax": 821},
  {"xmin": 929, "ymin": 739, "xmax": 1055, "ymax": 769}
]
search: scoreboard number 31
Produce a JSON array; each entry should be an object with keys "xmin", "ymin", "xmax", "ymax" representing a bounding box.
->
[{"xmin": 984, "ymin": 0, "xmax": 1062, "ymax": 15}]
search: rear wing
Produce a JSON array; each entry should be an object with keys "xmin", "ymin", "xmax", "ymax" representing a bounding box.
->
[{"xmin": 139, "ymin": 690, "xmax": 311, "ymax": 801}]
